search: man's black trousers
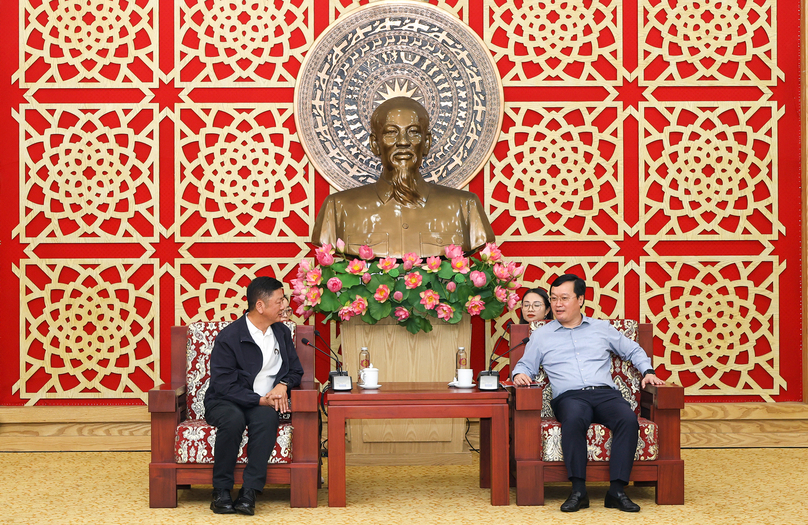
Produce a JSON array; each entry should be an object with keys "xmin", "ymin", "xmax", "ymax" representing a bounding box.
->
[
  {"xmin": 550, "ymin": 388, "xmax": 639, "ymax": 483},
  {"xmin": 205, "ymin": 398, "xmax": 280, "ymax": 491}
]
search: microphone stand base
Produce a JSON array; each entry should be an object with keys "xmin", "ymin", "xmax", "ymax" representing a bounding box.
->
[
  {"xmin": 477, "ymin": 371, "xmax": 500, "ymax": 390},
  {"xmin": 330, "ymin": 370, "xmax": 353, "ymax": 391}
]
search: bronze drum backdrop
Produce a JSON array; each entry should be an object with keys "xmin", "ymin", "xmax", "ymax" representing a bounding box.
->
[{"xmin": 0, "ymin": 0, "xmax": 801, "ymax": 406}]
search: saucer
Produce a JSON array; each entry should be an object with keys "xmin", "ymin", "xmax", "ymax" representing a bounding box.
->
[
  {"xmin": 359, "ymin": 384, "xmax": 382, "ymax": 389},
  {"xmin": 448, "ymin": 381, "xmax": 475, "ymax": 388}
]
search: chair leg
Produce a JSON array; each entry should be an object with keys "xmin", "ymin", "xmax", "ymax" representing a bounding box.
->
[
  {"xmin": 149, "ymin": 464, "xmax": 178, "ymax": 508},
  {"xmin": 656, "ymin": 461, "xmax": 685, "ymax": 505},
  {"xmin": 515, "ymin": 461, "xmax": 545, "ymax": 506},
  {"xmin": 290, "ymin": 467, "xmax": 319, "ymax": 508}
]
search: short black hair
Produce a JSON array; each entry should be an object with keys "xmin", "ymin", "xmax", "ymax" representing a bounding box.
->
[
  {"xmin": 519, "ymin": 287, "xmax": 553, "ymax": 322},
  {"xmin": 550, "ymin": 274, "xmax": 586, "ymax": 299},
  {"xmin": 246, "ymin": 276, "xmax": 284, "ymax": 312}
]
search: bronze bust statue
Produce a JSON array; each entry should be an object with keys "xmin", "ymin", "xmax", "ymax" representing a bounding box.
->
[{"xmin": 311, "ymin": 97, "xmax": 495, "ymax": 258}]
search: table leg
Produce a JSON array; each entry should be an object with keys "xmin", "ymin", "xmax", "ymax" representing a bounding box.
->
[
  {"xmin": 490, "ymin": 404, "xmax": 509, "ymax": 505},
  {"xmin": 479, "ymin": 417, "xmax": 491, "ymax": 488},
  {"xmin": 327, "ymin": 408, "xmax": 347, "ymax": 507}
]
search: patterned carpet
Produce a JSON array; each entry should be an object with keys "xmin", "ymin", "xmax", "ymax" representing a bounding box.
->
[{"xmin": 0, "ymin": 448, "xmax": 805, "ymax": 524}]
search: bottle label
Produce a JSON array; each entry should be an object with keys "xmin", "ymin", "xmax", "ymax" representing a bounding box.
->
[{"xmin": 360, "ymin": 358, "xmax": 370, "ymax": 368}]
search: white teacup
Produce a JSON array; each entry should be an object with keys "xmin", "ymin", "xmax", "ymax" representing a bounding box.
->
[
  {"xmin": 456, "ymin": 368, "xmax": 474, "ymax": 387},
  {"xmin": 360, "ymin": 367, "xmax": 379, "ymax": 387}
]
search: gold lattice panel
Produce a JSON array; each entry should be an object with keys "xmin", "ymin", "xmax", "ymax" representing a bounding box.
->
[
  {"xmin": 175, "ymin": 0, "xmax": 314, "ymax": 86},
  {"xmin": 640, "ymin": 102, "xmax": 783, "ymax": 241},
  {"xmin": 16, "ymin": 104, "xmax": 159, "ymax": 246},
  {"xmin": 330, "ymin": 0, "xmax": 469, "ymax": 22},
  {"xmin": 639, "ymin": 0, "xmax": 781, "ymax": 86},
  {"xmin": 175, "ymin": 104, "xmax": 313, "ymax": 243},
  {"xmin": 485, "ymin": 103, "xmax": 626, "ymax": 241},
  {"xmin": 15, "ymin": 259, "xmax": 160, "ymax": 405},
  {"xmin": 19, "ymin": 0, "xmax": 158, "ymax": 88},
  {"xmin": 641, "ymin": 255, "xmax": 786, "ymax": 400},
  {"xmin": 486, "ymin": 253, "xmax": 626, "ymax": 372},
  {"xmin": 174, "ymin": 255, "xmax": 310, "ymax": 325},
  {"xmin": 484, "ymin": 0, "xmax": 623, "ymax": 85}
]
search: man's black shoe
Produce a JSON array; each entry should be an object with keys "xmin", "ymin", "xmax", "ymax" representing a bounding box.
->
[
  {"xmin": 605, "ymin": 490, "xmax": 641, "ymax": 512},
  {"xmin": 560, "ymin": 491, "xmax": 589, "ymax": 512},
  {"xmin": 234, "ymin": 487, "xmax": 258, "ymax": 515},
  {"xmin": 210, "ymin": 488, "xmax": 236, "ymax": 514}
]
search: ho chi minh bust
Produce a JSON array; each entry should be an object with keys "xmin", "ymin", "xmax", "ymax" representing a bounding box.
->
[{"xmin": 311, "ymin": 97, "xmax": 495, "ymax": 258}]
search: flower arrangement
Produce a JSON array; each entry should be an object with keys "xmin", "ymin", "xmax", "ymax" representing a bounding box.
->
[{"xmin": 291, "ymin": 240, "xmax": 523, "ymax": 334}]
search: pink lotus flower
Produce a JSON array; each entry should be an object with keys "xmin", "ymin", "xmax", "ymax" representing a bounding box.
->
[
  {"xmin": 393, "ymin": 291, "xmax": 404, "ymax": 301},
  {"xmin": 423, "ymin": 256, "xmax": 442, "ymax": 273},
  {"xmin": 378, "ymin": 257, "xmax": 399, "ymax": 272},
  {"xmin": 315, "ymin": 250, "xmax": 334, "ymax": 266},
  {"xmin": 446, "ymin": 281, "xmax": 457, "ymax": 292},
  {"xmin": 444, "ymin": 244, "xmax": 463, "ymax": 259},
  {"xmin": 394, "ymin": 307, "xmax": 410, "ymax": 321},
  {"xmin": 507, "ymin": 280, "xmax": 521, "ymax": 290},
  {"xmin": 465, "ymin": 295, "xmax": 486, "ymax": 316},
  {"xmin": 374, "ymin": 285, "xmax": 390, "ymax": 302},
  {"xmin": 327, "ymin": 277, "xmax": 343, "ymax": 293},
  {"xmin": 296, "ymin": 259, "xmax": 311, "ymax": 278},
  {"xmin": 470, "ymin": 270, "xmax": 487, "ymax": 287},
  {"xmin": 507, "ymin": 292, "xmax": 519, "ymax": 310},
  {"xmin": 404, "ymin": 272, "xmax": 423, "ymax": 289},
  {"xmin": 402, "ymin": 252, "xmax": 422, "ymax": 271},
  {"xmin": 352, "ymin": 295, "xmax": 369, "ymax": 315},
  {"xmin": 450, "ymin": 256, "xmax": 470, "ymax": 274},
  {"xmin": 493, "ymin": 263, "xmax": 510, "ymax": 281},
  {"xmin": 419, "ymin": 290, "xmax": 440, "ymax": 310},
  {"xmin": 338, "ymin": 305, "xmax": 354, "ymax": 321},
  {"xmin": 302, "ymin": 308, "xmax": 314, "ymax": 319},
  {"xmin": 362, "ymin": 272, "xmax": 372, "ymax": 284},
  {"xmin": 494, "ymin": 285, "xmax": 508, "ymax": 303},
  {"xmin": 358, "ymin": 244, "xmax": 374, "ymax": 260},
  {"xmin": 296, "ymin": 304, "xmax": 314, "ymax": 320},
  {"xmin": 436, "ymin": 303, "xmax": 454, "ymax": 321},
  {"xmin": 507, "ymin": 261, "xmax": 525, "ymax": 278},
  {"xmin": 305, "ymin": 287, "xmax": 322, "ymax": 307},
  {"xmin": 305, "ymin": 268, "xmax": 323, "ymax": 286},
  {"xmin": 346, "ymin": 259, "xmax": 369, "ymax": 275},
  {"xmin": 480, "ymin": 243, "xmax": 502, "ymax": 263},
  {"xmin": 336, "ymin": 238, "xmax": 346, "ymax": 252}
]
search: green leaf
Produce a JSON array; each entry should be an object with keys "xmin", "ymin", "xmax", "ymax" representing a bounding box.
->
[
  {"xmin": 321, "ymin": 266, "xmax": 335, "ymax": 281},
  {"xmin": 387, "ymin": 268, "xmax": 400, "ymax": 278},
  {"xmin": 454, "ymin": 273, "xmax": 467, "ymax": 284},
  {"xmin": 319, "ymin": 290, "xmax": 341, "ymax": 311},
  {"xmin": 360, "ymin": 311, "xmax": 378, "ymax": 324},
  {"xmin": 340, "ymin": 274, "xmax": 362, "ymax": 288},
  {"xmin": 437, "ymin": 263, "xmax": 455, "ymax": 280},
  {"xmin": 369, "ymin": 299, "xmax": 392, "ymax": 320},
  {"xmin": 421, "ymin": 318, "xmax": 434, "ymax": 333},
  {"xmin": 480, "ymin": 301, "xmax": 505, "ymax": 320},
  {"xmin": 332, "ymin": 260, "xmax": 348, "ymax": 273}
]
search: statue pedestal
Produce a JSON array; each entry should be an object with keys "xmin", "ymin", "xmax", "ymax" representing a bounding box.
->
[{"xmin": 339, "ymin": 316, "xmax": 472, "ymax": 465}]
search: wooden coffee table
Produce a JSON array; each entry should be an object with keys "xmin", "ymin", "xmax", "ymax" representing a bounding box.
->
[{"xmin": 326, "ymin": 382, "xmax": 510, "ymax": 507}]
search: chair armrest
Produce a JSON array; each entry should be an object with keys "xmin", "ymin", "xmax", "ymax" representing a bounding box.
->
[
  {"xmin": 509, "ymin": 385, "xmax": 544, "ymax": 462},
  {"xmin": 290, "ymin": 382, "xmax": 320, "ymax": 413},
  {"xmin": 642, "ymin": 383, "xmax": 684, "ymax": 410},
  {"xmin": 148, "ymin": 384, "xmax": 186, "ymax": 413},
  {"xmin": 641, "ymin": 383, "xmax": 684, "ymax": 461}
]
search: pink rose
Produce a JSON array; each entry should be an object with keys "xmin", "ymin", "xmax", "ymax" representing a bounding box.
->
[
  {"xmin": 394, "ymin": 307, "xmax": 410, "ymax": 321},
  {"xmin": 352, "ymin": 295, "xmax": 369, "ymax": 315},
  {"xmin": 404, "ymin": 272, "xmax": 423, "ymax": 289},
  {"xmin": 402, "ymin": 253, "xmax": 422, "ymax": 270},
  {"xmin": 494, "ymin": 285, "xmax": 508, "ymax": 302},
  {"xmin": 436, "ymin": 303, "xmax": 454, "ymax": 321},
  {"xmin": 358, "ymin": 244, "xmax": 374, "ymax": 260},
  {"xmin": 305, "ymin": 287, "xmax": 322, "ymax": 306},
  {"xmin": 450, "ymin": 256, "xmax": 470, "ymax": 274},
  {"xmin": 470, "ymin": 270, "xmax": 487, "ymax": 287},
  {"xmin": 336, "ymin": 238, "xmax": 346, "ymax": 252},
  {"xmin": 393, "ymin": 291, "xmax": 404, "ymax": 301},
  {"xmin": 338, "ymin": 305, "xmax": 354, "ymax": 321},
  {"xmin": 346, "ymin": 259, "xmax": 369, "ymax": 275},
  {"xmin": 465, "ymin": 295, "xmax": 486, "ymax": 316},
  {"xmin": 444, "ymin": 244, "xmax": 463, "ymax": 259},
  {"xmin": 419, "ymin": 290, "xmax": 440, "ymax": 310},
  {"xmin": 362, "ymin": 272, "xmax": 372, "ymax": 284},
  {"xmin": 480, "ymin": 243, "xmax": 502, "ymax": 263},
  {"xmin": 374, "ymin": 285, "xmax": 390, "ymax": 302},
  {"xmin": 446, "ymin": 281, "xmax": 457, "ymax": 292},
  {"xmin": 315, "ymin": 250, "xmax": 335, "ymax": 266},
  {"xmin": 493, "ymin": 263, "xmax": 510, "ymax": 281},
  {"xmin": 507, "ymin": 292, "xmax": 519, "ymax": 310},
  {"xmin": 305, "ymin": 268, "xmax": 323, "ymax": 286},
  {"xmin": 327, "ymin": 277, "xmax": 343, "ymax": 293},
  {"xmin": 378, "ymin": 257, "xmax": 399, "ymax": 272},
  {"xmin": 423, "ymin": 256, "xmax": 441, "ymax": 272}
]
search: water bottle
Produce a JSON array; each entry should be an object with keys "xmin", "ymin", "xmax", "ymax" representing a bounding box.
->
[{"xmin": 358, "ymin": 347, "xmax": 370, "ymax": 385}]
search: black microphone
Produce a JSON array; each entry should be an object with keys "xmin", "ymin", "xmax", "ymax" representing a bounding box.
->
[
  {"xmin": 313, "ymin": 329, "xmax": 343, "ymax": 370},
  {"xmin": 301, "ymin": 337, "xmax": 342, "ymax": 371},
  {"xmin": 487, "ymin": 336, "xmax": 531, "ymax": 372},
  {"xmin": 487, "ymin": 320, "xmax": 513, "ymax": 372}
]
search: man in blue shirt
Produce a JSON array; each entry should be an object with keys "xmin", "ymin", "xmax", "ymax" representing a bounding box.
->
[{"xmin": 513, "ymin": 274, "xmax": 664, "ymax": 512}]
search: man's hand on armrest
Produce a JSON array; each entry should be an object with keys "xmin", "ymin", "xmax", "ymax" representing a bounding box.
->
[
  {"xmin": 513, "ymin": 373, "xmax": 533, "ymax": 386},
  {"xmin": 641, "ymin": 373, "xmax": 665, "ymax": 389}
]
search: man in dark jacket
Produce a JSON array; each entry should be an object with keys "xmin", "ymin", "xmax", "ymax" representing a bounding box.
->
[{"xmin": 204, "ymin": 276, "xmax": 304, "ymax": 515}]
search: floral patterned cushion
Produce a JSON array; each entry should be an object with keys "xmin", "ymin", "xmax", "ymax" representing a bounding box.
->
[
  {"xmin": 174, "ymin": 419, "xmax": 293, "ymax": 464},
  {"xmin": 528, "ymin": 319, "xmax": 643, "ymax": 418},
  {"xmin": 540, "ymin": 417, "xmax": 658, "ymax": 462}
]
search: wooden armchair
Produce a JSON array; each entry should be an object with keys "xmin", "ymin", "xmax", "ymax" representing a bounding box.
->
[
  {"xmin": 148, "ymin": 322, "xmax": 320, "ymax": 508},
  {"xmin": 506, "ymin": 321, "xmax": 684, "ymax": 506}
]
